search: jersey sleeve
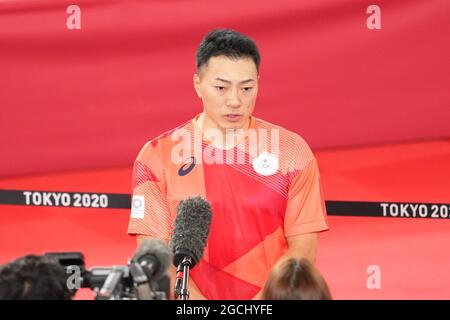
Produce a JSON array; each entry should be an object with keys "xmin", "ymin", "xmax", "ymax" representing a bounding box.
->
[
  {"xmin": 284, "ymin": 157, "xmax": 329, "ymax": 237},
  {"xmin": 127, "ymin": 140, "xmax": 172, "ymax": 241}
]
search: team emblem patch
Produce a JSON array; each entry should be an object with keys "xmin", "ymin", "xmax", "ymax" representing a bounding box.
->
[
  {"xmin": 252, "ymin": 152, "xmax": 279, "ymax": 176},
  {"xmin": 130, "ymin": 195, "xmax": 145, "ymax": 219}
]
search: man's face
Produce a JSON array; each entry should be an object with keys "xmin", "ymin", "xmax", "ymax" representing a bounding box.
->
[{"xmin": 193, "ymin": 56, "xmax": 258, "ymax": 132}]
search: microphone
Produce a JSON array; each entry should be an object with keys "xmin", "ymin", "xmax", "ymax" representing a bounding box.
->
[
  {"xmin": 132, "ymin": 238, "xmax": 171, "ymax": 281},
  {"xmin": 97, "ymin": 266, "xmax": 128, "ymax": 300},
  {"xmin": 170, "ymin": 196, "xmax": 212, "ymax": 300}
]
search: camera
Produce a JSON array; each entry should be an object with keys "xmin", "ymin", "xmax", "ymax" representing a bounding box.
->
[{"xmin": 44, "ymin": 252, "xmax": 170, "ymax": 300}]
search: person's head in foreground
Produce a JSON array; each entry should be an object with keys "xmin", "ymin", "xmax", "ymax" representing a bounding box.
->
[
  {"xmin": 0, "ymin": 254, "xmax": 72, "ymax": 300},
  {"xmin": 262, "ymin": 258, "xmax": 332, "ymax": 300},
  {"xmin": 194, "ymin": 28, "xmax": 260, "ymax": 134}
]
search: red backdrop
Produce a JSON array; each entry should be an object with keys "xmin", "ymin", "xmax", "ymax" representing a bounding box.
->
[
  {"xmin": 0, "ymin": 0, "xmax": 450, "ymax": 300},
  {"xmin": 1, "ymin": 0, "xmax": 449, "ymax": 178}
]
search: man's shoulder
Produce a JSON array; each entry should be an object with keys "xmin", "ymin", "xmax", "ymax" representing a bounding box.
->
[
  {"xmin": 143, "ymin": 118, "xmax": 194, "ymax": 149},
  {"xmin": 253, "ymin": 117, "xmax": 315, "ymax": 171},
  {"xmin": 135, "ymin": 118, "xmax": 194, "ymax": 165},
  {"xmin": 253, "ymin": 117, "xmax": 311, "ymax": 149}
]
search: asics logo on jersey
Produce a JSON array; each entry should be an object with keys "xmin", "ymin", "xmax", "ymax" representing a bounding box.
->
[{"xmin": 178, "ymin": 156, "xmax": 197, "ymax": 176}]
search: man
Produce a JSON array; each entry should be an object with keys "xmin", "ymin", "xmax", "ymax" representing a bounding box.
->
[{"xmin": 127, "ymin": 29, "xmax": 328, "ymax": 300}]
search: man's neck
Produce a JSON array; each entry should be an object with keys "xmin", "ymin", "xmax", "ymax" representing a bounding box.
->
[{"xmin": 198, "ymin": 113, "xmax": 251, "ymax": 150}]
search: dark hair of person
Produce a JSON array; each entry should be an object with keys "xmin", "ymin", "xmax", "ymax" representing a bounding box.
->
[
  {"xmin": 196, "ymin": 29, "xmax": 261, "ymax": 73},
  {"xmin": 262, "ymin": 258, "xmax": 332, "ymax": 300},
  {"xmin": 0, "ymin": 254, "xmax": 72, "ymax": 300}
]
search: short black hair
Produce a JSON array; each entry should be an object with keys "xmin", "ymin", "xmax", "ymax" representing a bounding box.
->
[
  {"xmin": 0, "ymin": 255, "xmax": 73, "ymax": 300},
  {"xmin": 196, "ymin": 29, "xmax": 261, "ymax": 73}
]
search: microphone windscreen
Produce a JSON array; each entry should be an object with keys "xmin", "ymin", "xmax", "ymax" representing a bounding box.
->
[
  {"xmin": 170, "ymin": 196, "xmax": 212, "ymax": 268},
  {"xmin": 133, "ymin": 238, "xmax": 171, "ymax": 280}
]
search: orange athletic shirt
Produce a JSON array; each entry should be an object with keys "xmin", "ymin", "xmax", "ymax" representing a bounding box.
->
[{"xmin": 127, "ymin": 114, "xmax": 329, "ymax": 299}]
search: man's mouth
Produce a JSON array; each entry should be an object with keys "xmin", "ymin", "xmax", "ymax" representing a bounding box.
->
[{"xmin": 224, "ymin": 114, "xmax": 242, "ymax": 122}]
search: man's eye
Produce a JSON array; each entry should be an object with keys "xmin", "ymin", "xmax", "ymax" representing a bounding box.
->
[
  {"xmin": 242, "ymin": 87, "xmax": 253, "ymax": 91},
  {"xmin": 215, "ymin": 86, "xmax": 225, "ymax": 91}
]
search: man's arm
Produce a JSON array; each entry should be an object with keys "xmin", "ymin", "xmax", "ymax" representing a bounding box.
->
[
  {"xmin": 136, "ymin": 235, "xmax": 207, "ymax": 300},
  {"xmin": 252, "ymin": 232, "xmax": 319, "ymax": 300},
  {"xmin": 284, "ymin": 232, "xmax": 318, "ymax": 262}
]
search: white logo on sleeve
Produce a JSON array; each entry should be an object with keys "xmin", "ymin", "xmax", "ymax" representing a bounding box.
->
[
  {"xmin": 131, "ymin": 195, "xmax": 145, "ymax": 219},
  {"xmin": 252, "ymin": 152, "xmax": 279, "ymax": 176}
]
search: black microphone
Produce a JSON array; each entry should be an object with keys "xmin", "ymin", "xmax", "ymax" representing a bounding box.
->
[
  {"xmin": 132, "ymin": 238, "xmax": 171, "ymax": 281},
  {"xmin": 170, "ymin": 196, "xmax": 212, "ymax": 300}
]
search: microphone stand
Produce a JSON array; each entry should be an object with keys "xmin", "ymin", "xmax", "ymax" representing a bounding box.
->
[
  {"xmin": 178, "ymin": 257, "xmax": 192, "ymax": 300},
  {"xmin": 174, "ymin": 264, "xmax": 183, "ymax": 299}
]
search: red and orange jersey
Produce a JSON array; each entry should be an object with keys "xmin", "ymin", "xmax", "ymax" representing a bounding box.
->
[{"xmin": 127, "ymin": 114, "xmax": 329, "ymax": 300}]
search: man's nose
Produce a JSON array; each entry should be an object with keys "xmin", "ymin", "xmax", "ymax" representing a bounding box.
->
[{"xmin": 226, "ymin": 88, "xmax": 241, "ymax": 108}]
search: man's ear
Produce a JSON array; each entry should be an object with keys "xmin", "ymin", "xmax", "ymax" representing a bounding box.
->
[{"xmin": 193, "ymin": 74, "xmax": 202, "ymax": 99}]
